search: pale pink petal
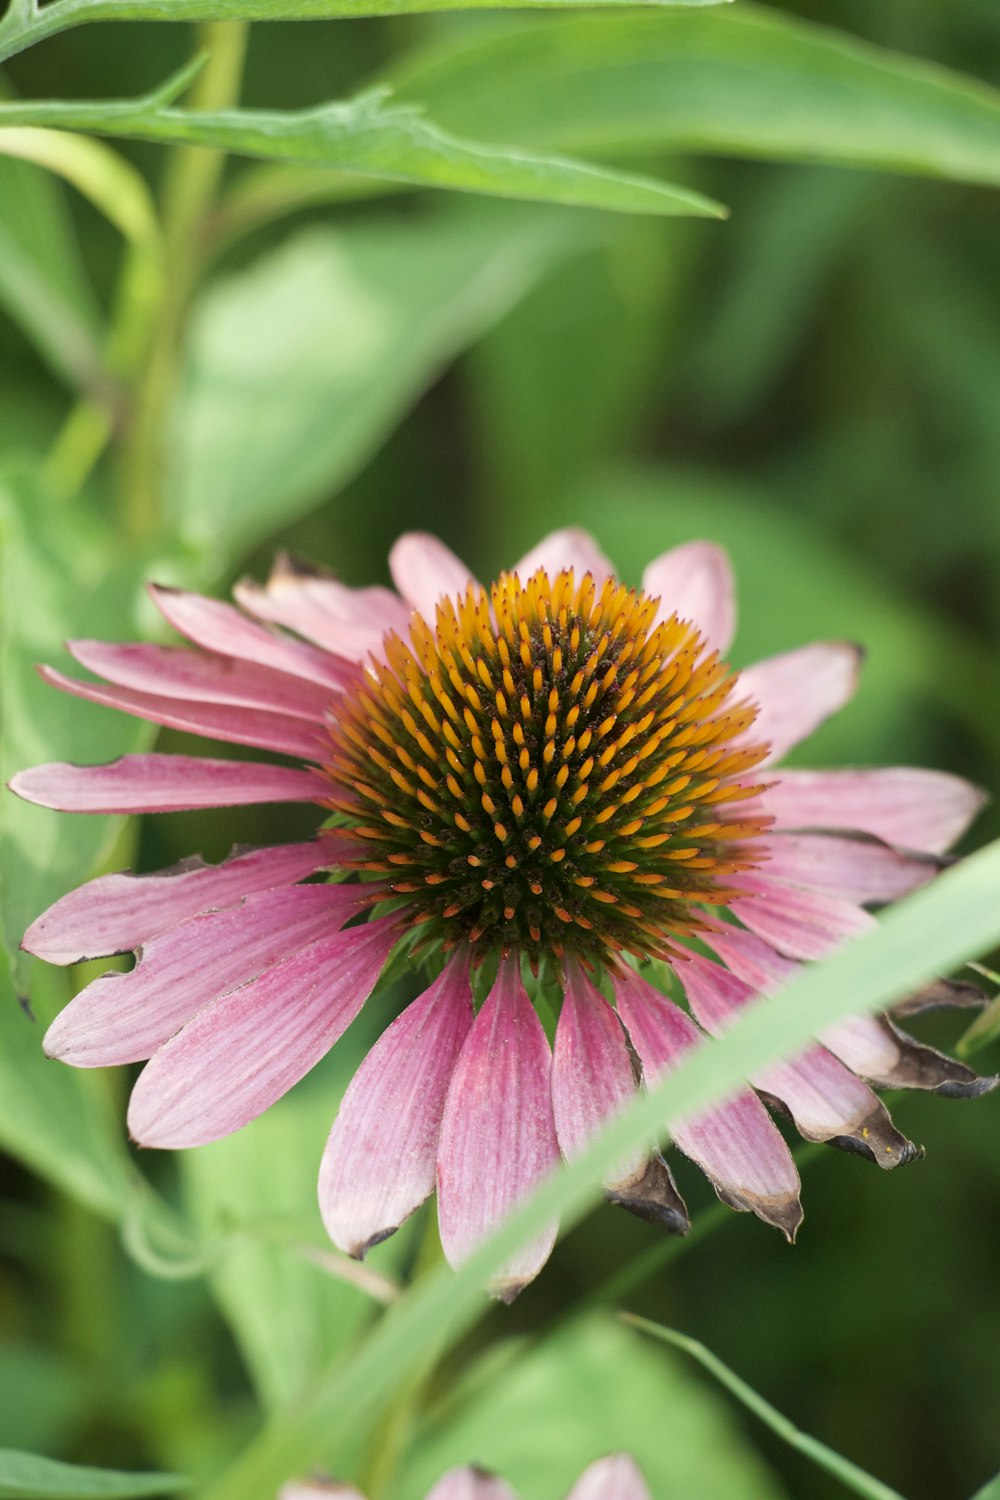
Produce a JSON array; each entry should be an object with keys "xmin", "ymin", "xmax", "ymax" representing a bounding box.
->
[
  {"xmin": 760, "ymin": 832, "xmax": 938, "ymax": 904},
  {"xmin": 758, "ymin": 767, "xmax": 987, "ymax": 854},
  {"xmin": 425, "ymin": 1471, "xmax": 518, "ymax": 1500},
  {"xmin": 44, "ymin": 883, "xmax": 366, "ymax": 1067},
  {"xmin": 234, "ymin": 554, "xmax": 410, "ymax": 661},
  {"xmin": 22, "ymin": 837, "xmax": 344, "ymax": 964},
  {"xmin": 320, "ymin": 953, "xmax": 474, "ymax": 1258},
  {"xmin": 551, "ymin": 964, "xmax": 645, "ymax": 1189},
  {"xmin": 614, "ymin": 968, "xmax": 802, "ymax": 1239},
  {"xmin": 437, "ymin": 960, "xmax": 560, "ymax": 1300},
  {"xmin": 389, "ymin": 532, "xmax": 477, "ymax": 620},
  {"xmin": 512, "ymin": 529, "xmax": 614, "ymax": 583},
  {"xmin": 678, "ymin": 953, "xmax": 918, "ymax": 1167},
  {"xmin": 731, "ymin": 873, "xmax": 876, "ymax": 960},
  {"xmin": 641, "ymin": 541, "xmax": 736, "ymax": 655},
  {"xmin": 149, "ymin": 584, "xmax": 346, "ymax": 691},
  {"xmin": 67, "ymin": 640, "xmax": 334, "ymax": 721},
  {"xmin": 8, "ymin": 755, "xmax": 328, "ymax": 813},
  {"xmin": 38, "ymin": 666, "xmax": 327, "ymax": 761},
  {"xmin": 127, "ymin": 915, "xmax": 399, "ymax": 1148},
  {"xmin": 705, "ymin": 924, "xmax": 991, "ymax": 1098},
  {"xmin": 735, "ymin": 643, "xmax": 862, "ymax": 764},
  {"xmin": 566, "ymin": 1455, "xmax": 651, "ymax": 1500},
  {"xmin": 278, "ymin": 1483, "xmax": 364, "ymax": 1500}
]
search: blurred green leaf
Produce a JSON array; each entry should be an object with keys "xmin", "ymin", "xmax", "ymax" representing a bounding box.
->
[
  {"xmin": 182, "ymin": 1006, "xmax": 412, "ymax": 1413},
  {"xmin": 0, "ymin": 0, "xmax": 729, "ymax": 69},
  {"xmin": 0, "ymin": 466, "xmax": 157, "ymax": 979},
  {"xmin": 0, "ymin": 84, "xmax": 724, "ymax": 219},
  {"xmin": 0, "ymin": 1345, "xmax": 88, "ymax": 1454},
  {"xmin": 167, "ymin": 209, "xmax": 612, "ymax": 561},
  {"xmin": 0, "ymin": 148, "xmax": 104, "ymax": 395},
  {"xmin": 625, "ymin": 1316, "xmax": 903, "ymax": 1500},
  {"xmin": 0, "ymin": 1451, "xmax": 185, "ymax": 1499},
  {"xmin": 971, "ymin": 1474, "xmax": 1000, "ymax": 1500},
  {"xmin": 203, "ymin": 837, "xmax": 1000, "ymax": 1500},
  {"xmin": 390, "ymin": 7, "xmax": 1000, "ymax": 185},
  {"xmin": 400, "ymin": 1313, "xmax": 783, "ymax": 1499}
]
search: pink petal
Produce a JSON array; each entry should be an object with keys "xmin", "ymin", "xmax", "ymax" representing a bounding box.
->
[
  {"xmin": 127, "ymin": 914, "xmax": 399, "ymax": 1148},
  {"xmin": 278, "ymin": 1483, "xmax": 364, "ymax": 1500},
  {"xmin": 735, "ymin": 643, "xmax": 862, "ymax": 764},
  {"xmin": 234, "ymin": 554, "xmax": 410, "ymax": 661},
  {"xmin": 758, "ymin": 767, "xmax": 987, "ymax": 855},
  {"xmin": 425, "ymin": 1471, "xmax": 518, "ymax": 1500},
  {"xmin": 702, "ymin": 922, "xmax": 798, "ymax": 990},
  {"xmin": 39, "ymin": 666, "xmax": 327, "ymax": 761},
  {"xmin": 641, "ymin": 541, "xmax": 736, "ymax": 655},
  {"xmin": 614, "ymin": 968, "xmax": 802, "ymax": 1239},
  {"xmin": 22, "ymin": 837, "xmax": 343, "ymax": 964},
  {"xmin": 679, "ymin": 953, "xmax": 918, "ymax": 1167},
  {"xmin": 512, "ymin": 529, "xmax": 614, "ymax": 583},
  {"xmin": 760, "ymin": 832, "xmax": 938, "ymax": 904},
  {"xmin": 389, "ymin": 532, "xmax": 477, "ymax": 621},
  {"xmin": 551, "ymin": 964, "xmax": 645, "ymax": 1189},
  {"xmin": 731, "ymin": 874, "xmax": 876, "ymax": 960},
  {"xmin": 8, "ymin": 755, "xmax": 328, "ymax": 813},
  {"xmin": 149, "ymin": 584, "xmax": 346, "ymax": 691},
  {"xmin": 566, "ymin": 1455, "xmax": 651, "ymax": 1500},
  {"xmin": 68, "ymin": 639, "xmax": 334, "ymax": 721},
  {"xmin": 437, "ymin": 960, "xmax": 560, "ymax": 1301},
  {"xmin": 44, "ymin": 883, "xmax": 366, "ymax": 1067},
  {"xmin": 320, "ymin": 953, "xmax": 474, "ymax": 1258}
]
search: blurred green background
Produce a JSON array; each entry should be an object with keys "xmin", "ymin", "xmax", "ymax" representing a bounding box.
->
[{"xmin": 2, "ymin": 1, "xmax": 1000, "ymax": 1497}]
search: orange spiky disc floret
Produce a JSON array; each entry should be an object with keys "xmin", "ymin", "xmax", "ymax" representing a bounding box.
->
[{"xmin": 324, "ymin": 568, "xmax": 771, "ymax": 968}]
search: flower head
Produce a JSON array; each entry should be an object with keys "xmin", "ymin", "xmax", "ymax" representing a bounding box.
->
[{"xmin": 11, "ymin": 530, "xmax": 995, "ymax": 1298}]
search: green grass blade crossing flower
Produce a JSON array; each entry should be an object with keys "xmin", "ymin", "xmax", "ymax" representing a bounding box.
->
[{"xmin": 200, "ymin": 836, "xmax": 1000, "ymax": 1500}]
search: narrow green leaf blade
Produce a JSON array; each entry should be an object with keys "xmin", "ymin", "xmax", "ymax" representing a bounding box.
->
[
  {"xmin": 389, "ymin": 7, "xmax": 1000, "ymax": 186},
  {"xmin": 623, "ymin": 1317, "xmax": 905, "ymax": 1500},
  {"xmin": 0, "ymin": 1451, "xmax": 185, "ymax": 1500},
  {"xmin": 202, "ymin": 837, "xmax": 1000, "ymax": 1500},
  {"xmin": 0, "ymin": 90, "xmax": 724, "ymax": 218},
  {"xmin": 0, "ymin": 0, "xmax": 730, "ymax": 70}
]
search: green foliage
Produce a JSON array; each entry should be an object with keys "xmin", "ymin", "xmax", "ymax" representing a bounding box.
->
[
  {"xmin": 0, "ymin": 1452, "xmax": 184, "ymax": 1499},
  {"xmin": 167, "ymin": 209, "xmax": 617, "ymax": 559},
  {"xmin": 390, "ymin": 8, "xmax": 1000, "ymax": 183},
  {"xmin": 401, "ymin": 1314, "xmax": 783, "ymax": 1499},
  {"xmin": 0, "ymin": 80, "xmax": 724, "ymax": 218}
]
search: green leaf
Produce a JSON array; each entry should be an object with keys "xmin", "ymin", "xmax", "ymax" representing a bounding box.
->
[
  {"xmin": 181, "ymin": 1015, "xmax": 411, "ymax": 1414},
  {"xmin": 389, "ymin": 7, "xmax": 1000, "ymax": 186},
  {"xmin": 0, "ymin": 0, "xmax": 730, "ymax": 69},
  {"xmin": 0, "ymin": 1451, "xmax": 185, "ymax": 1500},
  {"xmin": 0, "ymin": 145, "xmax": 103, "ymax": 394},
  {"xmin": 0, "ymin": 84, "xmax": 724, "ymax": 219},
  {"xmin": 201, "ymin": 836, "xmax": 1000, "ymax": 1500},
  {"xmin": 0, "ymin": 466, "xmax": 157, "ymax": 980},
  {"xmin": 624, "ymin": 1316, "xmax": 903, "ymax": 1500},
  {"xmin": 970, "ymin": 1474, "xmax": 1000, "ymax": 1500},
  {"xmin": 167, "ymin": 209, "xmax": 614, "ymax": 560},
  {"xmin": 401, "ymin": 1313, "xmax": 782, "ymax": 1499}
]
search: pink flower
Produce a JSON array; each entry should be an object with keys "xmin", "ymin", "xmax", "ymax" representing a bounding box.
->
[
  {"xmin": 10, "ymin": 531, "xmax": 994, "ymax": 1298},
  {"xmin": 278, "ymin": 1452, "xmax": 650, "ymax": 1500}
]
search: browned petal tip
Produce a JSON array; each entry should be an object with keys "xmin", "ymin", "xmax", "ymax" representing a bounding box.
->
[
  {"xmin": 826, "ymin": 1103, "xmax": 924, "ymax": 1172},
  {"xmin": 892, "ymin": 977, "xmax": 987, "ymax": 1018},
  {"xmin": 605, "ymin": 1154, "xmax": 690, "ymax": 1236},
  {"xmin": 716, "ymin": 1184, "xmax": 804, "ymax": 1244}
]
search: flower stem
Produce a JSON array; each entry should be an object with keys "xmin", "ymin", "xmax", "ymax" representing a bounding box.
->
[{"xmin": 118, "ymin": 20, "xmax": 248, "ymax": 542}]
